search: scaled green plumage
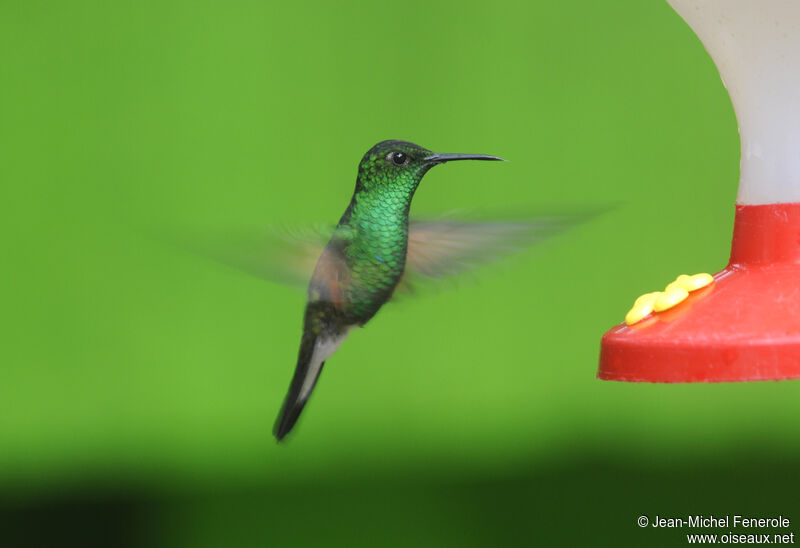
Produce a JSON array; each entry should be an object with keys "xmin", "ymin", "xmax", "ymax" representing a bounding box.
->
[{"xmin": 333, "ymin": 142, "xmax": 431, "ymax": 320}]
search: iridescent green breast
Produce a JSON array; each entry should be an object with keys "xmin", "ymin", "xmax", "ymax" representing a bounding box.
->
[{"xmin": 337, "ymin": 183, "xmax": 416, "ymax": 321}]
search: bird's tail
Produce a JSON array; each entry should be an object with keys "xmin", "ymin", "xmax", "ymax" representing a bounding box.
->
[{"xmin": 273, "ymin": 329, "xmax": 347, "ymax": 441}]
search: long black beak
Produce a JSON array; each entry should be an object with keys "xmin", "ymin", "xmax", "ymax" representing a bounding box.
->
[{"xmin": 423, "ymin": 152, "xmax": 505, "ymax": 164}]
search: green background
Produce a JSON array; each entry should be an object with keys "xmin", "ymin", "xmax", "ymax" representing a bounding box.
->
[{"xmin": 2, "ymin": 0, "xmax": 798, "ymax": 546}]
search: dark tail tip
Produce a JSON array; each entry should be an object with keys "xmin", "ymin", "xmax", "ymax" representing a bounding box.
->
[{"xmin": 273, "ymin": 401, "xmax": 306, "ymax": 442}]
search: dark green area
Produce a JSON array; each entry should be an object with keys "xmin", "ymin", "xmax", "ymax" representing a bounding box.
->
[
  {"xmin": 5, "ymin": 452, "xmax": 798, "ymax": 547},
  {"xmin": 2, "ymin": 0, "xmax": 796, "ymax": 545}
]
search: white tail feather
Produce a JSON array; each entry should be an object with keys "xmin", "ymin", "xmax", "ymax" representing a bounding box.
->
[{"xmin": 297, "ymin": 332, "xmax": 349, "ymax": 402}]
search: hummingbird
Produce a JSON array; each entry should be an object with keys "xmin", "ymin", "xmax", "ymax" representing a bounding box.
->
[
  {"xmin": 273, "ymin": 140, "xmax": 505, "ymax": 441},
  {"xmin": 180, "ymin": 139, "xmax": 593, "ymax": 441}
]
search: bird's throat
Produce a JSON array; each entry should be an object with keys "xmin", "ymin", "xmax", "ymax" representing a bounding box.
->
[{"xmin": 342, "ymin": 187, "xmax": 413, "ymax": 265}]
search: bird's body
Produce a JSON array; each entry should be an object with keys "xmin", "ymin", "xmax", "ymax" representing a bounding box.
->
[{"xmin": 273, "ymin": 140, "xmax": 503, "ymax": 440}]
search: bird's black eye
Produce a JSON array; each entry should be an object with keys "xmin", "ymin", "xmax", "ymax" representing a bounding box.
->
[{"xmin": 386, "ymin": 151, "xmax": 409, "ymax": 166}]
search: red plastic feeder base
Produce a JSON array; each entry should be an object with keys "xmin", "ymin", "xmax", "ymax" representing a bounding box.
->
[{"xmin": 599, "ymin": 203, "xmax": 800, "ymax": 382}]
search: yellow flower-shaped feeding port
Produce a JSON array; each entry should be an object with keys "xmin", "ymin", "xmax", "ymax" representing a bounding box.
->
[
  {"xmin": 625, "ymin": 292, "xmax": 660, "ymax": 325},
  {"xmin": 653, "ymin": 287, "xmax": 689, "ymax": 312},
  {"xmin": 625, "ymin": 273, "xmax": 714, "ymax": 326}
]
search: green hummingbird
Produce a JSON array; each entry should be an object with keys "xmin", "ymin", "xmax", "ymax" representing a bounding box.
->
[
  {"xmin": 182, "ymin": 139, "xmax": 592, "ymax": 441},
  {"xmin": 273, "ymin": 140, "xmax": 504, "ymax": 441}
]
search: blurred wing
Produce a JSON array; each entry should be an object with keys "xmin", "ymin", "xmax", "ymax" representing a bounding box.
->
[
  {"xmin": 175, "ymin": 208, "xmax": 608, "ymax": 296},
  {"xmin": 398, "ymin": 215, "xmax": 585, "ymax": 293},
  {"xmin": 308, "ymin": 244, "xmax": 352, "ymax": 309},
  {"xmin": 182, "ymin": 224, "xmax": 332, "ymax": 289}
]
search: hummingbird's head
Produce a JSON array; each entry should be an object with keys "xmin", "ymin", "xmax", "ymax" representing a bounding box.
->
[{"xmin": 355, "ymin": 140, "xmax": 504, "ymax": 192}]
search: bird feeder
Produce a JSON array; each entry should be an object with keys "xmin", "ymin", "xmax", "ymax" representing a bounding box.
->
[{"xmin": 598, "ymin": 0, "xmax": 800, "ymax": 382}]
